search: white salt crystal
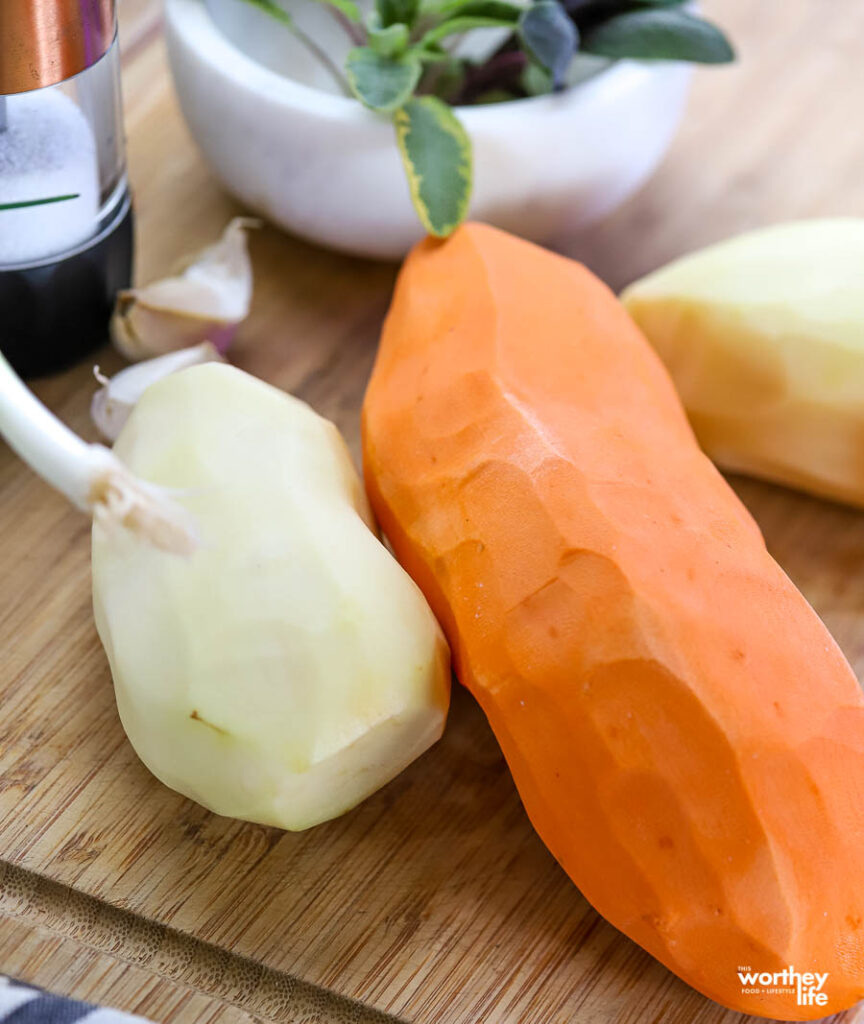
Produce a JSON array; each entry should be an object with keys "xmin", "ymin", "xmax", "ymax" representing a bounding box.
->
[{"xmin": 0, "ymin": 89, "xmax": 100, "ymax": 265}]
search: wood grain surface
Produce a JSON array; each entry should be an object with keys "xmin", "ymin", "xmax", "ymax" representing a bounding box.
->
[{"xmin": 2, "ymin": 1, "xmax": 864, "ymax": 1022}]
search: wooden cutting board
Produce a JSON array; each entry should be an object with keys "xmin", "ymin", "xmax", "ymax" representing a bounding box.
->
[{"xmin": 2, "ymin": 1, "xmax": 864, "ymax": 1022}]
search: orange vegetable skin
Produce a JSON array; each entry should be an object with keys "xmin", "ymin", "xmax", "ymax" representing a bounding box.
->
[{"xmin": 362, "ymin": 223, "xmax": 864, "ymax": 1020}]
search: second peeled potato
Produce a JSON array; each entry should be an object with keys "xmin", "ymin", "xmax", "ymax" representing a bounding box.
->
[{"xmin": 623, "ymin": 218, "xmax": 864, "ymax": 507}]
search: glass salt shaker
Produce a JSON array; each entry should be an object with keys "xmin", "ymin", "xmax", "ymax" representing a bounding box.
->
[{"xmin": 0, "ymin": 0, "xmax": 134, "ymax": 378}]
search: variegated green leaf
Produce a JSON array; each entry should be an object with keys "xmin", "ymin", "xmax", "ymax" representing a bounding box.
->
[
  {"xmin": 347, "ymin": 48, "xmax": 422, "ymax": 110},
  {"xmin": 395, "ymin": 96, "xmax": 472, "ymax": 237}
]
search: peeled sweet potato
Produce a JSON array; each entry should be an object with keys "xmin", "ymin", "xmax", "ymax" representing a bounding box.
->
[
  {"xmin": 362, "ymin": 223, "xmax": 864, "ymax": 1019},
  {"xmin": 622, "ymin": 219, "xmax": 864, "ymax": 508}
]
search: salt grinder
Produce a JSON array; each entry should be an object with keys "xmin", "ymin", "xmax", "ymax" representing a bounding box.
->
[{"xmin": 0, "ymin": 0, "xmax": 134, "ymax": 377}]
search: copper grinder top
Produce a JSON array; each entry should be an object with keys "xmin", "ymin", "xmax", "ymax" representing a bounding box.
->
[{"xmin": 0, "ymin": 0, "xmax": 116, "ymax": 95}]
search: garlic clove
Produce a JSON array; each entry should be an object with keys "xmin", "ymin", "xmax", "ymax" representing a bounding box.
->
[
  {"xmin": 91, "ymin": 342, "xmax": 224, "ymax": 442},
  {"xmin": 110, "ymin": 218, "xmax": 258, "ymax": 361}
]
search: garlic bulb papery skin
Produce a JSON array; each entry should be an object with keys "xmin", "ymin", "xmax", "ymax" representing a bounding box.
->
[
  {"xmin": 91, "ymin": 342, "xmax": 224, "ymax": 442},
  {"xmin": 110, "ymin": 218, "xmax": 257, "ymax": 361},
  {"xmin": 91, "ymin": 363, "xmax": 450, "ymax": 830}
]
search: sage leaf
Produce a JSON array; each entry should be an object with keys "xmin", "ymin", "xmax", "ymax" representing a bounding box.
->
[
  {"xmin": 395, "ymin": 97, "xmax": 472, "ymax": 237},
  {"xmin": 377, "ymin": 0, "xmax": 420, "ymax": 26},
  {"xmin": 369, "ymin": 22, "xmax": 411, "ymax": 56},
  {"xmin": 582, "ymin": 9, "xmax": 734, "ymax": 63},
  {"xmin": 347, "ymin": 48, "xmax": 422, "ymax": 110},
  {"xmin": 519, "ymin": 1, "xmax": 578, "ymax": 89}
]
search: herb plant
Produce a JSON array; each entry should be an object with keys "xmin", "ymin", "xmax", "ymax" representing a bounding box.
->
[{"xmin": 242, "ymin": 0, "xmax": 734, "ymax": 236}]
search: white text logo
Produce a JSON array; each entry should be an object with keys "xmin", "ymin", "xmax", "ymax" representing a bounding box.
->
[{"xmin": 737, "ymin": 966, "xmax": 829, "ymax": 1008}]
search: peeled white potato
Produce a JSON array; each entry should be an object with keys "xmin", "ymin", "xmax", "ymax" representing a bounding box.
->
[
  {"xmin": 622, "ymin": 218, "xmax": 864, "ymax": 507},
  {"xmin": 92, "ymin": 363, "xmax": 450, "ymax": 830}
]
